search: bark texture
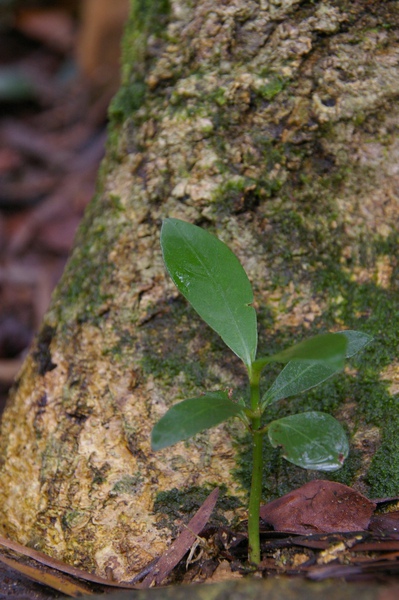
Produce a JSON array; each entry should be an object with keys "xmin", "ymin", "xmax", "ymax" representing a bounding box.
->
[{"xmin": 0, "ymin": 0, "xmax": 399, "ymax": 582}]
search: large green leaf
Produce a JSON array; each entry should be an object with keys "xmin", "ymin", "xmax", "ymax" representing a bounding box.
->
[
  {"xmin": 268, "ymin": 411, "xmax": 349, "ymax": 471},
  {"xmin": 161, "ymin": 218, "xmax": 257, "ymax": 367},
  {"xmin": 254, "ymin": 333, "xmax": 347, "ymax": 373},
  {"xmin": 262, "ymin": 330, "xmax": 372, "ymax": 406},
  {"xmin": 151, "ymin": 391, "xmax": 243, "ymax": 450}
]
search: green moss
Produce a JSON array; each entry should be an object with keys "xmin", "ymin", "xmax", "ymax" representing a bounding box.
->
[
  {"xmin": 225, "ymin": 159, "xmax": 399, "ymax": 499},
  {"xmin": 53, "ymin": 241, "xmax": 111, "ymax": 324},
  {"xmin": 353, "ymin": 112, "xmax": 366, "ymax": 127},
  {"xmin": 90, "ymin": 463, "xmax": 111, "ymax": 488},
  {"xmin": 153, "ymin": 485, "xmax": 243, "ymax": 535},
  {"xmin": 251, "ymin": 236, "xmax": 399, "ymax": 498},
  {"xmin": 108, "ymin": 194, "xmax": 124, "ymax": 212},
  {"xmin": 110, "ymin": 474, "xmax": 143, "ymax": 496},
  {"xmin": 108, "ymin": 0, "xmax": 171, "ymax": 162},
  {"xmin": 257, "ymin": 76, "xmax": 286, "ymax": 101},
  {"xmin": 103, "ymin": 329, "xmax": 134, "ymax": 361},
  {"xmin": 61, "ymin": 510, "xmax": 86, "ymax": 531},
  {"xmin": 50, "ymin": 193, "xmax": 130, "ymax": 327},
  {"xmin": 212, "ymin": 87, "xmax": 228, "ymax": 107},
  {"xmin": 109, "ymin": 81, "xmax": 147, "ymax": 123},
  {"xmin": 139, "ymin": 298, "xmax": 239, "ymax": 394},
  {"xmin": 233, "ymin": 369, "xmax": 366, "ymax": 501},
  {"xmin": 213, "ymin": 175, "xmax": 284, "ymax": 216},
  {"xmin": 215, "ymin": 177, "xmax": 253, "ymax": 197},
  {"xmin": 314, "ymin": 257, "xmax": 399, "ymax": 496},
  {"xmin": 367, "ymin": 426, "xmax": 399, "ymax": 496}
]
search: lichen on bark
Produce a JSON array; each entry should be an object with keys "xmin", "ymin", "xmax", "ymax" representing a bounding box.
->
[{"xmin": 0, "ymin": 0, "xmax": 399, "ymax": 582}]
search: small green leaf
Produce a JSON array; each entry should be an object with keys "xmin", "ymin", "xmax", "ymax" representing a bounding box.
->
[
  {"xmin": 263, "ymin": 361, "xmax": 339, "ymax": 406},
  {"xmin": 151, "ymin": 391, "xmax": 243, "ymax": 451},
  {"xmin": 338, "ymin": 330, "xmax": 373, "ymax": 357},
  {"xmin": 254, "ymin": 333, "xmax": 347, "ymax": 373},
  {"xmin": 161, "ymin": 218, "xmax": 257, "ymax": 367},
  {"xmin": 262, "ymin": 330, "xmax": 372, "ymax": 406},
  {"xmin": 268, "ymin": 411, "xmax": 349, "ymax": 471}
]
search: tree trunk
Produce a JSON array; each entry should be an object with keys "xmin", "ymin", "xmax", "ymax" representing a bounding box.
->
[{"xmin": 0, "ymin": 0, "xmax": 398, "ymax": 582}]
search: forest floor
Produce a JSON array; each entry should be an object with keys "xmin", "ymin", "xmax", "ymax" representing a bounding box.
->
[{"xmin": 1, "ymin": 480, "xmax": 399, "ymax": 597}]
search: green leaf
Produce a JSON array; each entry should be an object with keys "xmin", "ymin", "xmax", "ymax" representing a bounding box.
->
[
  {"xmin": 263, "ymin": 361, "xmax": 339, "ymax": 406},
  {"xmin": 151, "ymin": 391, "xmax": 243, "ymax": 451},
  {"xmin": 254, "ymin": 333, "xmax": 347, "ymax": 372},
  {"xmin": 338, "ymin": 330, "xmax": 373, "ymax": 357},
  {"xmin": 268, "ymin": 411, "xmax": 349, "ymax": 471},
  {"xmin": 161, "ymin": 218, "xmax": 257, "ymax": 367},
  {"xmin": 262, "ymin": 330, "xmax": 372, "ymax": 406}
]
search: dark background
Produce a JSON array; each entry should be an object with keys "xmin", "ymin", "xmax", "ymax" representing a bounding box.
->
[{"xmin": 0, "ymin": 0, "xmax": 129, "ymax": 413}]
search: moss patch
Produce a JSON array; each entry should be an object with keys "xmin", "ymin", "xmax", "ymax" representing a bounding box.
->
[
  {"xmin": 256, "ymin": 75, "xmax": 287, "ymax": 101},
  {"xmin": 110, "ymin": 474, "xmax": 143, "ymax": 496},
  {"xmin": 153, "ymin": 485, "xmax": 243, "ymax": 536},
  {"xmin": 232, "ymin": 228, "xmax": 399, "ymax": 500},
  {"xmin": 49, "ymin": 192, "xmax": 129, "ymax": 327},
  {"xmin": 108, "ymin": 0, "xmax": 171, "ymax": 129},
  {"xmin": 139, "ymin": 297, "xmax": 246, "ymax": 396}
]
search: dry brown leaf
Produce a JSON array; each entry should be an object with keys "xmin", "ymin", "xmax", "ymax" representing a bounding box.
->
[
  {"xmin": 260, "ymin": 480, "xmax": 376, "ymax": 534},
  {"xmin": 140, "ymin": 488, "xmax": 219, "ymax": 588},
  {"xmin": 15, "ymin": 8, "xmax": 75, "ymax": 53},
  {"xmin": 0, "ymin": 553, "xmax": 93, "ymax": 598},
  {"xmin": 204, "ymin": 560, "xmax": 243, "ymax": 584},
  {"xmin": 0, "ymin": 534, "xmax": 137, "ymax": 589}
]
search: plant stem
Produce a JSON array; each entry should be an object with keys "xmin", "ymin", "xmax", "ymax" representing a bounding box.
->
[{"xmin": 247, "ymin": 371, "xmax": 263, "ymax": 565}]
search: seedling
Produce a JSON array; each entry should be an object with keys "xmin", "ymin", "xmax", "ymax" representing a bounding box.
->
[{"xmin": 151, "ymin": 218, "xmax": 372, "ymax": 565}]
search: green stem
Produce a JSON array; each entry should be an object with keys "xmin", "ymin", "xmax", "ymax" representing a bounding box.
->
[{"xmin": 247, "ymin": 370, "xmax": 263, "ymax": 565}]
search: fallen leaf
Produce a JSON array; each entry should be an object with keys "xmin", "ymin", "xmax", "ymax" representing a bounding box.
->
[
  {"xmin": 139, "ymin": 487, "xmax": 219, "ymax": 587},
  {"xmin": 204, "ymin": 560, "xmax": 242, "ymax": 584},
  {"xmin": 369, "ymin": 511, "xmax": 399, "ymax": 535},
  {"xmin": 0, "ymin": 168, "xmax": 59, "ymax": 207},
  {"xmin": 37, "ymin": 214, "xmax": 81, "ymax": 253},
  {"xmin": 15, "ymin": 8, "xmax": 75, "ymax": 53},
  {"xmin": 0, "ymin": 534, "xmax": 137, "ymax": 589},
  {"xmin": 260, "ymin": 480, "xmax": 376, "ymax": 534},
  {"xmin": 372, "ymin": 496, "xmax": 399, "ymax": 507},
  {"xmin": 0, "ymin": 553, "xmax": 93, "ymax": 597}
]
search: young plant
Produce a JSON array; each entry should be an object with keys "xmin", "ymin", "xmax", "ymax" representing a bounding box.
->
[{"xmin": 151, "ymin": 218, "xmax": 372, "ymax": 565}]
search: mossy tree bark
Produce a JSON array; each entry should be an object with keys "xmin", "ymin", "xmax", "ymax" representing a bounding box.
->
[{"xmin": 0, "ymin": 0, "xmax": 399, "ymax": 582}]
